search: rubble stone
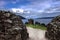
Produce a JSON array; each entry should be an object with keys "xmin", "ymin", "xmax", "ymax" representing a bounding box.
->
[
  {"xmin": 45, "ymin": 15, "xmax": 60, "ymax": 40},
  {"xmin": 0, "ymin": 10, "xmax": 29, "ymax": 40}
]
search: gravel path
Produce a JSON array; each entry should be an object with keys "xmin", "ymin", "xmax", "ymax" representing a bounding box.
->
[{"xmin": 27, "ymin": 27, "xmax": 47, "ymax": 40}]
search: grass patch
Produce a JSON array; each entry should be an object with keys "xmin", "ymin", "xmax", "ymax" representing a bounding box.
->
[{"xmin": 26, "ymin": 24, "xmax": 47, "ymax": 30}]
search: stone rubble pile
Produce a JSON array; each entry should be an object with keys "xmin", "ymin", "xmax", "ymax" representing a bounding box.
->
[
  {"xmin": 0, "ymin": 11, "xmax": 29, "ymax": 40},
  {"xmin": 45, "ymin": 15, "xmax": 60, "ymax": 40}
]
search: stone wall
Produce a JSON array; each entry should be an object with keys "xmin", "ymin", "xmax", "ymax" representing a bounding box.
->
[
  {"xmin": 0, "ymin": 10, "xmax": 29, "ymax": 40},
  {"xmin": 45, "ymin": 15, "xmax": 60, "ymax": 40}
]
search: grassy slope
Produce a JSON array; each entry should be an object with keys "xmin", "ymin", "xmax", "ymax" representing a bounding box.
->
[{"xmin": 26, "ymin": 24, "xmax": 47, "ymax": 30}]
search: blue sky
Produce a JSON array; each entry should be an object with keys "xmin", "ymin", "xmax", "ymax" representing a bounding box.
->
[{"xmin": 0, "ymin": 0, "xmax": 60, "ymax": 18}]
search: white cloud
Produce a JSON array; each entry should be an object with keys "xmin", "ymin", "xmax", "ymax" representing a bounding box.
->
[
  {"xmin": 38, "ymin": 10, "xmax": 44, "ymax": 13},
  {"xmin": 11, "ymin": 8, "xmax": 24, "ymax": 13},
  {"xmin": 44, "ymin": 7, "xmax": 60, "ymax": 13},
  {"xmin": 11, "ymin": 8, "xmax": 31, "ymax": 14},
  {"xmin": 18, "ymin": 0, "xmax": 60, "ymax": 13},
  {"xmin": 8, "ymin": 0, "xmax": 60, "ymax": 15},
  {"xmin": 25, "ymin": 15, "xmax": 38, "ymax": 18},
  {"xmin": 17, "ymin": 0, "xmax": 53, "ymax": 14},
  {"xmin": 20, "ymin": 2, "xmax": 51, "ymax": 10},
  {"xmin": 24, "ymin": 11, "xmax": 30, "ymax": 13},
  {"xmin": 10, "ymin": 0, "xmax": 60, "ymax": 18}
]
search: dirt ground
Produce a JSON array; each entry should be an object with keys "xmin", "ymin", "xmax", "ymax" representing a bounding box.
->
[{"xmin": 27, "ymin": 27, "xmax": 47, "ymax": 40}]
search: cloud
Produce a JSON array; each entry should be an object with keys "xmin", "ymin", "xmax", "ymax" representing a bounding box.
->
[
  {"xmin": 11, "ymin": 8, "xmax": 24, "ymax": 13},
  {"xmin": 19, "ymin": 0, "xmax": 60, "ymax": 11},
  {"xmin": 10, "ymin": 0, "xmax": 60, "ymax": 18},
  {"xmin": 11, "ymin": 8, "xmax": 31, "ymax": 14},
  {"xmin": 20, "ymin": 1, "xmax": 51, "ymax": 10},
  {"xmin": 44, "ymin": 5, "xmax": 60, "ymax": 13},
  {"xmin": 17, "ymin": 0, "xmax": 59, "ymax": 14}
]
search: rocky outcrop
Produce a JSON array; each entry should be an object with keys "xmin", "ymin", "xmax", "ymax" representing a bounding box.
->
[
  {"xmin": 45, "ymin": 15, "xmax": 60, "ymax": 40},
  {"xmin": 0, "ymin": 11, "xmax": 29, "ymax": 40}
]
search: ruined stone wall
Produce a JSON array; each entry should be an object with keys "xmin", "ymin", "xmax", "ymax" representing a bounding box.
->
[
  {"xmin": 0, "ymin": 11, "xmax": 29, "ymax": 40},
  {"xmin": 45, "ymin": 15, "xmax": 60, "ymax": 40}
]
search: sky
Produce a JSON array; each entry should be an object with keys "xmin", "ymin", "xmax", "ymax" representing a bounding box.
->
[{"xmin": 0, "ymin": 0, "xmax": 60, "ymax": 18}]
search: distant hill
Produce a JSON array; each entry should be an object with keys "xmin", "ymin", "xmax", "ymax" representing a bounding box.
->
[{"xmin": 36, "ymin": 17, "xmax": 54, "ymax": 19}]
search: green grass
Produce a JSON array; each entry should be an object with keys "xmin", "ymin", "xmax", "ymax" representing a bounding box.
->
[{"xmin": 26, "ymin": 24, "xmax": 47, "ymax": 30}]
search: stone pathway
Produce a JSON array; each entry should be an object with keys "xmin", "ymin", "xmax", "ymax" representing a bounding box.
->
[{"xmin": 27, "ymin": 27, "xmax": 47, "ymax": 40}]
